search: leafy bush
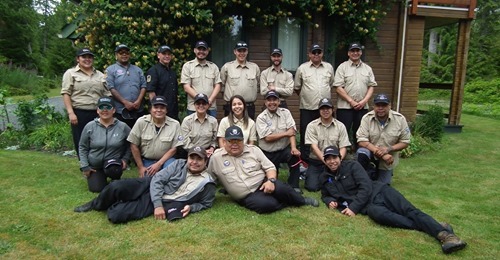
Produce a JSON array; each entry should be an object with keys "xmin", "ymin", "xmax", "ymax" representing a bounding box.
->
[
  {"xmin": 15, "ymin": 94, "xmax": 64, "ymax": 132},
  {"xmin": 401, "ymin": 134, "xmax": 434, "ymax": 158},
  {"xmin": 0, "ymin": 66, "xmax": 53, "ymax": 96},
  {"xmin": 26, "ymin": 120, "xmax": 72, "ymax": 151},
  {"xmin": 464, "ymin": 79, "xmax": 500, "ymax": 104},
  {"xmin": 413, "ymin": 105, "xmax": 444, "ymax": 142}
]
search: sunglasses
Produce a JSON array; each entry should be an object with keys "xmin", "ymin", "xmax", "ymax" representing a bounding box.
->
[
  {"xmin": 227, "ymin": 139, "xmax": 243, "ymax": 144},
  {"xmin": 118, "ymin": 51, "xmax": 130, "ymax": 55},
  {"xmin": 98, "ymin": 105, "xmax": 113, "ymax": 111},
  {"xmin": 312, "ymin": 50, "xmax": 322, "ymax": 55}
]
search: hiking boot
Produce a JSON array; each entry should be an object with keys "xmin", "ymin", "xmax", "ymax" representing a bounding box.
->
[
  {"xmin": 74, "ymin": 200, "xmax": 94, "ymax": 213},
  {"xmin": 437, "ymin": 231, "xmax": 467, "ymax": 254},
  {"xmin": 304, "ymin": 197, "xmax": 319, "ymax": 207},
  {"xmin": 440, "ymin": 222, "xmax": 454, "ymax": 234}
]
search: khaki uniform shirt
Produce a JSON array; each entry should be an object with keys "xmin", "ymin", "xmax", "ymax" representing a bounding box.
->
[
  {"xmin": 180, "ymin": 59, "xmax": 222, "ymax": 111},
  {"xmin": 217, "ymin": 116, "xmax": 257, "ymax": 144},
  {"xmin": 220, "ymin": 60, "xmax": 260, "ymax": 102},
  {"xmin": 256, "ymin": 108, "xmax": 296, "ymax": 152},
  {"xmin": 208, "ymin": 145, "xmax": 276, "ymax": 200},
  {"xmin": 127, "ymin": 115, "xmax": 181, "ymax": 160},
  {"xmin": 260, "ymin": 66, "xmax": 294, "ymax": 101},
  {"xmin": 305, "ymin": 118, "xmax": 351, "ymax": 160},
  {"xmin": 61, "ymin": 65, "xmax": 110, "ymax": 110},
  {"xmin": 294, "ymin": 61, "xmax": 334, "ymax": 110},
  {"xmin": 333, "ymin": 60, "xmax": 377, "ymax": 109},
  {"xmin": 179, "ymin": 113, "xmax": 218, "ymax": 150},
  {"xmin": 162, "ymin": 171, "xmax": 213, "ymax": 200},
  {"xmin": 356, "ymin": 110, "xmax": 411, "ymax": 170}
]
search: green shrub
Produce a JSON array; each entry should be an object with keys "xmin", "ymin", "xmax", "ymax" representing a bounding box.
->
[
  {"xmin": 26, "ymin": 120, "xmax": 72, "ymax": 151},
  {"xmin": 464, "ymin": 79, "xmax": 500, "ymax": 104},
  {"xmin": 413, "ymin": 105, "xmax": 444, "ymax": 142},
  {"xmin": 401, "ymin": 134, "xmax": 434, "ymax": 158},
  {"xmin": 0, "ymin": 66, "xmax": 57, "ymax": 96},
  {"xmin": 15, "ymin": 94, "xmax": 64, "ymax": 132}
]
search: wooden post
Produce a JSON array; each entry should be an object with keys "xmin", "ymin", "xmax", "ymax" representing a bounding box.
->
[{"xmin": 448, "ymin": 19, "xmax": 471, "ymax": 125}]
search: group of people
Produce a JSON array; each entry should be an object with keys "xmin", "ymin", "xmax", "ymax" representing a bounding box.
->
[{"xmin": 63, "ymin": 41, "xmax": 466, "ymax": 254}]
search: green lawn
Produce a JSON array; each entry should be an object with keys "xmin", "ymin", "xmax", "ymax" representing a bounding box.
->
[{"xmin": 0, "ymin": 114, "xmax": 498, "ymax": 259}]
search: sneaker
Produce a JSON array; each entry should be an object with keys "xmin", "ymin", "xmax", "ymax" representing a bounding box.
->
[
  {"xmin": 304, "ymin": 197, "xmax": 319, "ymax": 207},
  {"xmin": 440, "ymin": 222, "xmax": 454, "ymax": 234},
  {"xmin": 437, "ymin": 231, "xmax": 467, "ymax": 254},
  {"xmin": 74, "ymin": 200, "xmax": 94, "ymax": 213}
]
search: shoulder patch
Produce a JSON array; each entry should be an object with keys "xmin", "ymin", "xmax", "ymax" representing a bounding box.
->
[{"xmin": 147, "ymin": 75, "xmax": 152, "ymax": 83}]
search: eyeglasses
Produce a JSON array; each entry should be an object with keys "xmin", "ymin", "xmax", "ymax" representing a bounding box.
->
[
  {"xmin": 98, "ymin": 105, "xmax": 113, "ymax": 111},
  {"xmin": 227, "ymin": 139, "xmax": 243, "ymax": 144},
  {"xmin": 118, "ymin": 51, "xmax": 130, "ymax": 55},
  {"xmin": 312, "ymin": 50, "xmax": 322, "ymax": 55}
]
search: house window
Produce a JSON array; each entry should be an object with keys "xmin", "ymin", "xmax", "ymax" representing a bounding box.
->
[
  {"xmin": 211, "ymin": 16, "xmax": 243, "ymax": 68},
  {"xmin": 276, "ymin": 17, "xmax": 302, "ymax": 71}
]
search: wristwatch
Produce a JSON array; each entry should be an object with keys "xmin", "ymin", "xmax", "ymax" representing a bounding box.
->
[{"xmin": 268, "ymin": 178, "xmax": 277, "ymax": 183}]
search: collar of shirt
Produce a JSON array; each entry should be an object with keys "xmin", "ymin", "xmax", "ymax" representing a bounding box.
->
[
  {"xmin": 75, "ymin": 64, "xmax": 96, "ymax": 74},
  {"xmin": 231, "ymin": 116, "xmax": 245, "ymax": 124},
  {"xmin": 271, "ymin": 66, "xmax": 284, "ymax": 73},
  {"xmin": 370, "ymin": 110, "xmax": 395, "ymax": 124},
  {"xmin": 194, "ymin": 59, "xmax": 208, "ymax": 67},
  {"xmin": 318, "ymin": 118, "xmax": 335, "ymax": 127},
  {"xmin": 115, "ymin": 62, "xmax": 130, "ymax": 69},
  {"xmin": 348, "ymin": 59, "xmax": 364, "ymax": 67},
  {"xmin": 144, "ymin": 114, "xmax": 170, "ymax": 126},
  {"xmin": 235, "ymin": 60, "xmax": 249, "ymax": 69},
  {"xmin": 195, "ymin": 113, "xmax": 209, "ymax": 123},
  {"xmin": 220, "ymin": 144, "xmax": 251, "ymax": 157},
  {"xmin": 308, "ymin": 61, "xmax": 324, "ymax": 68},
  {"xmin": 264, "ymin": 108, "xmax": 282, "ymax": 118}
]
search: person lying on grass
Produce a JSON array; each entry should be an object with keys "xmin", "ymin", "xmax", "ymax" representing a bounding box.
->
[
  {"xmin": 74, "ymin": 146, "xmax": 216, "ymax": 224},
  {"xmin": 319, "ymin": 146, "xmax": 467, "ymax": 254},
  {"xmin": 207, "ymin": 125, "xmax": 319, "ymax": 214}
]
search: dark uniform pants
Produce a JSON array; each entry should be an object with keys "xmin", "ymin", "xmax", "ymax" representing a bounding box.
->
[
  {"xmin": 299, "ymin": 109, "xmax": 319, "ymax": 161},
  {"xmin": 336, "ymin": 108, "xmax": 368, "ymax": 147},
  {"xmin": 262, "ymin": 147, "xmax": 300, "ymax": 188},
  {"xmin": 91, "ymin": 177, "xmax": 154, "ymax": 224},
  {"xmin": 71, "ymin": 109, "xmax": 98, "ymax": 158},
  {"xmin": 87, "ymin": 168, "xmax": 123, "ymax": 193},
  {"xmin": 366, "ymin": 185, "xmax": 444, "ymax": 239},
  {"xmin": 238, "ymin": 180, "xmax": 306, "ymax": 214},
  {"xmin": 304, "ymin": 159, "xmax": 325, "ymax": 192}
]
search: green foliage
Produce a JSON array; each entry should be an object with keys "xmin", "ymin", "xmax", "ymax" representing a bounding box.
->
[
  {"xmin": 413, "ymin": 105, "xmax": 444, "ymax": 142},
  {"xmin": 25, "ymin": 120, "xmax": 72, "ymax": 151},
  {"xmin": 464, "ymin": 78, "xmax": 500, "ymax": 104},
  {"xmin": 0, "ymin": 66, "xmax": 54, "ymax": 96},
  {"xmin": 420, "ymin": 26, "xmax": 457, "ymax": 83},
  {"xmin": 14, "ymin": 94, "xmax": 64, "ymax": 133},
  {"xmin": 400, "ymin": 134, "xmax": 434, "ymax": 158}
]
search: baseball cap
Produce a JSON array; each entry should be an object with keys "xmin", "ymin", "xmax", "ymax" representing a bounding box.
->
[
  {"xmin": 188, "ymin": 146, "xmax": 207, "ymax": 159},
  {"xmin": 234, "ymin": 41, "xmax": 248, "ymax": 50},
  {"xmin": 323, "ymin": 146, "xmax": 340, "ymax": 158},
  {"xmin": 121, "ymin": 108, "xmax": 138, "ymax": 120},
  {"xmin": 265, "ymin": 90, "xmax": 280, "ymax": 99},
  {"xmin": 310, "ymin": 44, "xmax": 322, "ymax": 52},
  {"xmin": 115, "ymin": 44, "xmax": 130, "ymax": 53},
  {"xmin": 157, "ymin": 45, "xmax": 172, "ymax": 53},
  {"xmin": 195, "ymin": 40, "xmax": 208, "ymax": 49},
  {"xmin": 164, "ymin": 201, "xmax": 184, "ymax": 222},
  {"xmin": 97, "ymin": 97, "xmax": 114, "ymax": 107},
  {"xmin": 103, "ymin": 158, "xmax": 123, "ymax": 179},
  {"xmin": 76, "ymin": 48, "xmax": 94, "ymax": 57},
  {"xmin": 318, "ymin": 98, "xmax": 334, "ymax": 108},
  {"xmin": 150, "ymin": 96, "xmax": 168, "ymax": 106},
  {"xmin": 271, "ymin": 48, "xmax": 282, "ymax": 55},
  {"xmin": 225, "ymin": 125, "xmax": 244, "ymax": 141},
  {"xmin": 374, "ymin": 94, "xmax": 390, "ymax": 104},
  {"xmin": 194, "ymin": 93, "xmax": 209, "ymax": 104},
  {"xmin": 348, "ymin": 42, "xmax": 363, "ymax": 51}
]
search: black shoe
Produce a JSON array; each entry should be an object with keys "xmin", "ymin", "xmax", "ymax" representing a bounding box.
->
[
  {"xmin": 304, "ymin": 197, "xmax": 319, "ymax": 207},
  {"xmin": 74, "ymin": 200, "xmax": 94, "ymax": 213}
]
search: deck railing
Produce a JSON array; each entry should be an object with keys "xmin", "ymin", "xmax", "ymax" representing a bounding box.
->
[{"xmin": 410, "ymin": 0, "xmax": 477, "ymax": 18}]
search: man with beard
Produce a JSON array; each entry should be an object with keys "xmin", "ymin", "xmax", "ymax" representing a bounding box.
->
[
  {"xmin": 74, "ymin": 146, "xmax": 216, "ymax": 224},
  {"xmin": 334, "ymin": 43, "xmax": 377, "ymax": 149},
  {"xmin": 146, "ymin": 45, "xmax": 179, "ymax": 121},
  {"xmin": 304, "ymin": 98, "xmax": 350, "ymax": 192},
  {"xmin": 127, "ymin": 96, "xmax": 181, "ymax": 177},
  {"xmin": 356, "ymin": 93, "xmax": 411, "ymax": 184},
  {"xmin": 320, "ymin": 146, "xmax": 467, "ymax": 254},
  {"xmin": 220, "ymin": 41, "xmax": 260, "ymax": 119},
  {"xmin": 208, "ymin": 126, "xmax": 319, "ymax": 214},
  {"xmin": 181, "ymin": 40, "xmax": 222, "ymax": 117},
  {"xmin": 260, "ymin": 48, "xmax": 294, "ymax": 108},
  {"xmin": 106, "ymin": 44, "xmax": 147, "ymax": 128},
  {"xmin": 255, "ymin": 91, "xmax": 301, "ymax": 193},
  {"xmin": 294, "ymin": 44, "xmax": 335, "ymax": 161}
]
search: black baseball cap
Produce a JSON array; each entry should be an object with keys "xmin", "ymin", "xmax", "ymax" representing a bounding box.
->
[
  {"xmin": 271, "ymin": 48, "xmax": 282, "ymax": 55},
  {"xmin": 318, "ymin": 98, "xmax": 334, "ymax": 108},
  {"xmin": 225, "ymin": 126, "xmax": 244, "ymax": 141},
  {"xmin": 323, "ymin": 146, "xmax": 340, "ymax": 158},
  {"xmin": 348, "ymin": 42, "xmax": 363, "ymax": 51},
  {"xmin": 195, "ymin": 40, "xmax": 208, "ymax": 49},
  {"xmin": 234, "ymin": 41, "xmax": 248, "ymax": 50},
  {"xmin": 76, "ymin": 48, "xmax": 94, "ymax": 57},
  {"xmin": 97, "ymin": 97, "xmax": 114, "ymax": 107},
  {"xmin": 374, "ymin": 94, "xmax": 390, "ymax": 104},
  {"xmin": 194, "ymin": 93, "xmax": 209, "ymax": 104},
  {"xmin": 150, "ymin": 96, "xmax": 168, "ymax": 106},
  {"xmin": 310, "ymin": 44, "xmax": 322, "ymax": 52},
  {"xmin": 188, "ymin": 146, "xmax": 207, "ymax": 159},
  {"xmin": 115, "ymin": 44, "xmax": 130, "ymax": 53},
  {"xmin": 157, "ymin": 45, "xmax": 172, "ymax": 53},
  {"xmin": 164, "ymin": 201, "xmax": 184, "ymax": 222},
  {"xmin": 265, "ymin": 90, "xmax": 280, "ymax": 99}
]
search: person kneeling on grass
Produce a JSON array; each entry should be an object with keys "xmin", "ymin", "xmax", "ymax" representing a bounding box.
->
[
  {"xmin": 319, "ymin": 146, "xmax": 467, "ymax": 254},
  {"xmin": 207, "ymin": 125, "xmax": 319, "ymax": 214},
  {"xmin": 74, "ymin": 146, "xmax": 216, "ymax": 224}
]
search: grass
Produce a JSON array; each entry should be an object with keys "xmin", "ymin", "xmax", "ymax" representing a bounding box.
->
[{"xmin": 0, "ymin": 114, "xmax": 499, "ymax": 258}]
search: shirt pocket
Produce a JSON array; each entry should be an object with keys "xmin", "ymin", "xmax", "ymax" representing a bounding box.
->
[
  {"xmin": 344, "ymin": 71, "xmax": 355, "ymax": 86},
  {"xmin": 221, "ymin": 166, "xmax": 238, "ymax": 183},
  {"xmin": 160, "ymin": 135, "xmax": 174, "ymax": 149},
  {"xmin": 321, "ymin": 71, "xmax": 332, "ymax": 86},
  {"xmin": 241, "ymin": 161, "xmax": 260, "ymax": 177},
  {"xmin": 228, "ymin": 72, "xmax": 241, "ymax": 87},
  {"xmin": 141, "ymin": 134, "xmax": 154, "ymax": 147},
  {"xmin": 191, "ymin": 72, "xmax": 202, "ymax": 87}
]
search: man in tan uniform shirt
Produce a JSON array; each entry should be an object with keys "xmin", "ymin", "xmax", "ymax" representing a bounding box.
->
[
  {"xmin": 294, "ymin": 44, "xmax": 335, "ymax": 159},
  {"xmin": 260, "ymin": 48, "xmax": 294, "ymax": 108},
  {"xmin": 207, "ymin": 126, "xmax": 318, "ymax": 213},
  {"xmin": 356, "ymin": 94, "xmax": 411, "ymax": 184},
  {"xmin": 256, "ymin": 91, "xmax": 301, "ymax": 192},
  {"xmin": 304, "ymin": 98, "xmax": 351, "ymax": 191},
  {"xmin": 181, "ymin": 40, "xmax": 222, "ymax": 117},
  {"xmin": 334, "ymin": 42, "xmax": 377, "ymax": 148},
  {"xmin": 220, "ymin": 41, "xmax": 260, "ymax": 119}
]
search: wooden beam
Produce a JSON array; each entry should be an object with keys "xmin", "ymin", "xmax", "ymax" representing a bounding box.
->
[
  {"xmin": 449, "ymin": 19, "xmax": 471, "ymax": 125},
  {"xmin": 410, "ymin": 0, "xmax": 476, "ymax": 19}
]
